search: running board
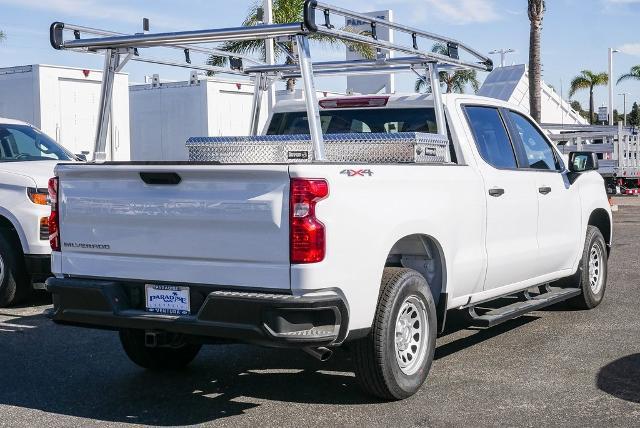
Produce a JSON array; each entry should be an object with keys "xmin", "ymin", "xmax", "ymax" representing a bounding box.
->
[{"xmin": 468, "ymin": 287, "xmax": 581, "ymax": 328}]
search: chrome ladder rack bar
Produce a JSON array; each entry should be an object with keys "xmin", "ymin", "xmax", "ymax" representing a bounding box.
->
[
  {"xmin": 51, "ymin": 22, "xmax": 305, "ymax": 50},
  {"xmin": 58, "ymin": 22, "xmax": 265, "ymax": 66},
  {"xmin": 304, "ymin": 0, "xmax": 492, "ymax": 72}
]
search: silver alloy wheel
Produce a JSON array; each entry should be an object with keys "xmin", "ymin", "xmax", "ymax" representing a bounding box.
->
[
  {"xmin": 588, "ymin": 242, "xmax": 604, "ymax": 294},
  {"xmin": 0, "ymin": 252, "xmax": 4, "ymax": 285},
  {"xmin": 394, "ymin": 295, "xmax": 428, "ymax": 376}
]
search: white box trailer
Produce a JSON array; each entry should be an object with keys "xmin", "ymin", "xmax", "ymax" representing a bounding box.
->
[
  {"xmin": 129, "ymin": 76, "xmax": 266, "ymax": 161},
  {"xmin": 129, "ymin": 75, "xmax": 343, "ymax": 161},
  {"xmin": 0, "ymin": 64, "xmax": 131, "ymax": 160}
]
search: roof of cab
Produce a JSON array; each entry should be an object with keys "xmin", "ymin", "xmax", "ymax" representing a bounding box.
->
[{"xmin": 272, "ymin": 93, "xmax": 519, "ymax": 113}]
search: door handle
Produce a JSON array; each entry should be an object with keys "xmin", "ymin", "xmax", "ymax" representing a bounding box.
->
[
  {"xmin": 538, "ymin": 186, "xmax": 552, "ymax": 195},
  {"xmin": 488, "ymin": 188, "xmax": 505, "ymax": 197}
]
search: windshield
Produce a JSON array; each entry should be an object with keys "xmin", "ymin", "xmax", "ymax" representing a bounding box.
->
[
  {"xmin": 266, "ymin": 108, "xmax": 437, "ymax": 135},
  {"xmin": 0, "ymin": 124, "xmax": 73, "ymax": 162}
]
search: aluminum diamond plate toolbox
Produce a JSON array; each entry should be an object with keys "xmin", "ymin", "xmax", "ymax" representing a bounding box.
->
[{"xmin": 186, "ymin": 132, "xmax": 451, "ymax": 164}]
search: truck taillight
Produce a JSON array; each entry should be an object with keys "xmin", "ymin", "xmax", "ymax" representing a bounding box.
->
[
  {"xmin": 48, "ymin": 177, "xmax": 60, "ymax": 251},
  {"xmin": 290, "ymin": 178, "xmax": 328, "ymax": 264}
]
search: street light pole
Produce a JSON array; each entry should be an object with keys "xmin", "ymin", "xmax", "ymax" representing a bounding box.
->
[
  {"xmin": 489, "ymin": 48, "xmax": 515, "ymax": 67},
  {"xmin": 619, "ymin": 92, "xmax": 628, "ymax": 127},
  {"xmin": 608, "ymin": 47, "xmax": 619, "ymax": 126}
]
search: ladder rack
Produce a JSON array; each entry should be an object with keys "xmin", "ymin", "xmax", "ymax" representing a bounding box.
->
[{"xmin": 49, "ymin": 0, "xmax": 493, "ymax": 162}]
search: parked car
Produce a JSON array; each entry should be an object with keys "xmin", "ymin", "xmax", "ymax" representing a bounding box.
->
[
  {"xmin": 47, "ymin": 93, "xmax": 612, "ymax": 399},
  {"xmin": 0, "ymin": 118, "xmax": 76, "ymax": 306}
]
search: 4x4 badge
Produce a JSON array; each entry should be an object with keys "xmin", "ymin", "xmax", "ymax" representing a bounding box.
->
[{"xmin": 340, "ymin": 169, "xmax": 373, "ymax": 177}]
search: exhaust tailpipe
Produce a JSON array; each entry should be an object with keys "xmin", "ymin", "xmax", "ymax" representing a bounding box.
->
[{"xmin": 303, "ymin": 346, "xmax": 333, "ymax": 362}]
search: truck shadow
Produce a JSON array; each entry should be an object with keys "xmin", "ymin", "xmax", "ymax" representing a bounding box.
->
[
  {"xmin": 596, "ymin": 354, "xmax": 640, "ymax": 403},
  {"xmin": 0, "ymin": 309, "xmax": 542, "ymax": 425}
]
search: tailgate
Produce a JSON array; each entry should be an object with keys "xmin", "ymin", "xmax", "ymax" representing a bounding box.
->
[{"xmin": 56, "ymin": 164, "xmax": 291, "ymax": 290}]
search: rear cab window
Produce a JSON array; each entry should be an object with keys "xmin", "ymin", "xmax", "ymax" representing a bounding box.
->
[
  {"xmin": 266, "ymin": 107, "xmax": 458, "ymax": 163},
  {"xmin": 267, "ymin": 108, "xmax": 438, "ymax": 135}
]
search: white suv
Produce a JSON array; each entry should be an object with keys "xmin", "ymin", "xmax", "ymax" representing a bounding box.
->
[{"xmin": 0, "ymin": 118, "xmax": 76, "ymax": 306}]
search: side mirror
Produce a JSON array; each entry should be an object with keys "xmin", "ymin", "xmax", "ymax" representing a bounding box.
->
[{"xmin": 568, "ymin": 151, "xmax": 598, "ymax": 173}]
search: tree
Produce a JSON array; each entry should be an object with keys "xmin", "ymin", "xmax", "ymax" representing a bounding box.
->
[
  {"xmin": 569, "ymin": 70, "xmax": 608, "ymax": 124},
  {"xmin": 629, "ymin": 102, "xmax": 640, "ymax": 127},
  {"xmin": 570, "ymin": 100, "xmax": 591, "ymax": 121},
  {"xmin": 414, "ymin": 43, "xmax": 480, "ymax": 94},
  {"xmin": 0, "ymin": 30, "xmax": 5, "ymax": 42},
  {"xmin": 207, "ymin": 0, "xmax": 373, "ymax": 91},
  {"xmin": 617, "ymin": 65, "xmax": 640, "ymax": 84},
  {"xmin": 528, "ymin": 0, "xmax": 545, "ymax": 124}
]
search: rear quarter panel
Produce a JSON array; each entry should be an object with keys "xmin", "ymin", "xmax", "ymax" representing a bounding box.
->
[{"xmin": 289, "ymin": 163, "xmax": 486, "ymax": 330}]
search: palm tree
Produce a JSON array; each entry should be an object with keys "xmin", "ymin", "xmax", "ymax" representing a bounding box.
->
[
  {"xmin": 617, "ymin": 65, "xmax": 640, "ymax": 84},
  {"xmin": 528, "ymin": 0, "xmax": 545, "ymax": 124},
  {"xmin": 414, "ymin": 43, "xmax": 480, "ymax": 94},
  {"xmin": 569, "ymin": 70, "xmax": 608, "ymax": 124},
  {"xmin": 207, "ymin": 0, "xmax": 373, "ymax": 91}
]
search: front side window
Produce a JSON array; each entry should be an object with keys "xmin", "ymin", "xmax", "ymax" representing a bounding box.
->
[
  {"xmin": 508, "ymin": 111, "xmax": 560, "ymax": 171},
  {"xmin": 0, "ymin": 124, "xmax": 72, "ymax": 162},
  {"xmin": 465, "ymin": 106, "xmax": 517, "ymax": 169}
]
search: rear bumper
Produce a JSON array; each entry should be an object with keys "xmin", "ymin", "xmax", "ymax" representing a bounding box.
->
[
  {"xmin": 24, "ymin": 254, "xmax": 52, "ymax": 283},
  {"xmin": 45, "ymin": 277, "xmax": 349, "ymax": 348}
]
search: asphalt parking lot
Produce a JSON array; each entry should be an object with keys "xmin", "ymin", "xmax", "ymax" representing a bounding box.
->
[{"xmin": 1, "ymin": 201, "xmax": 639, "ymax": 427}]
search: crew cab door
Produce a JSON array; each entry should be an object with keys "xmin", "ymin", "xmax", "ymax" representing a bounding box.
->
[
  {"xmin": 505, "ymin": 110, "xmax": 581, "ymax": 273},
  {"xmin": 464, "ymin": 106, "xmax": 540, "ymax": 290}
]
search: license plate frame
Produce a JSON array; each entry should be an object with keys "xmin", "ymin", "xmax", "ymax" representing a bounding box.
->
[{"xmin": 145, "ymin": 284, "xmax": 191, "ymax": 315}]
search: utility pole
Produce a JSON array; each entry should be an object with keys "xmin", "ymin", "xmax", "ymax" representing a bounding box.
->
[
  {"xmin": 608, "ymin": 47, "xmax": 619, "ymax": 126},
  {"xmin": 619, "ymin": 92, "xmax": 628, "ymax": 127},
  {"xmin": 489, "ymin": 48, "xmax": 515, "ymax": 67}
]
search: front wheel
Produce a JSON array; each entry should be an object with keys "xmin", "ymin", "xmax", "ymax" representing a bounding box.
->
[
  {"xmin": 0, "ymin": 229, "xmax": 29, "ymax": 307},
  {"xmin": 119, "ymin": 329, "xmax": 202, "ymax": 370},
  {"xmin": 564, "ymin": 226, "xmax": 608, "ymax": 309},
  {"xmin": 352, "ymin": 267, "xmax": 437, "ymax": 400}
]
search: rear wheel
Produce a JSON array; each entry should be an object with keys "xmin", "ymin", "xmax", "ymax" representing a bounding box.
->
[
  {"xmin": 563, "ymin": 226, "xmax": 608, "ymax": 309},
  {"xmin": 352, "ymin": 267, "xmax": 436, "ymax": 400},
  {"xmin": 119, "ymin": 329, "xmax": 202, "ymax": 370},
  {"xmin": 0, "ymin": 229, "xmax": 29, "ymax": 307}
]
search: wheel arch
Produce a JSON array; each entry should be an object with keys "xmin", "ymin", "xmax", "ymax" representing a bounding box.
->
[
  {"xmin": 384, "ymin": 234, "xmax": 447, "ymax": 331},
  {"xmin": 0, "ymin": 213, "xmax": 27, "ymax": 253},
  {"xmin": 588, "ymin": 208, "xmax": 612, "ymax": 251}
]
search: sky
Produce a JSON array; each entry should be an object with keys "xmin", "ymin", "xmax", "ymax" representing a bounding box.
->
[{"xmin": 1, "ymin": 0, "xmax": 640, "ymax": 113}]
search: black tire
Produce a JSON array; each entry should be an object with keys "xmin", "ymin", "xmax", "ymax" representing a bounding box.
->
[
  {"xmin": 119, "ymin": 329, "xmax": 202, "ymax": 370},
  {"xmin": 0, "ymin": 229, "xmax": 29, "ymax": 307},
  {"xmin": 352, "ymin": 267, "xmax": 437, "ymax": 400},
  {"xmin": 563, "ymin": 226, "xmax": 608, "ymax": 309}
]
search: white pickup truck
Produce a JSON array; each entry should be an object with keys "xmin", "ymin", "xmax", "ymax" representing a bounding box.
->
[
  {"xmin": 47, "ymin": 93, "xmax": 611, "ymax": 399},
  {"xmin": 0, "ymin": 118, "xmax": 76, "ymax": 307}
]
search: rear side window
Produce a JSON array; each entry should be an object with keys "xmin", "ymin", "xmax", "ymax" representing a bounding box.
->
[
  {"xmin": 508, "ymin": 111, "xmax": 561, "ymax": 171},
  {"xmin": 465, "ymin": 106, "xmax": 517, "ymax": 169}
]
